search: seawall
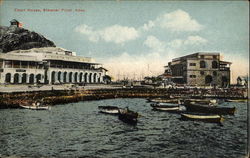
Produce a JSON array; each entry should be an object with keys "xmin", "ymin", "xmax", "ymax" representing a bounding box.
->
[{"xmin": 0, "ymin": 86, "xmax": 247, "ymax": 108}]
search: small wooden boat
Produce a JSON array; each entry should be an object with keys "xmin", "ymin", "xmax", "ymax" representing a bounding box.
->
[
  {"xmin": 20, "ymin": 105, "xmax": 51, "ymax": 110},
  {"xmin": 118, "ymin": 107, "xmax": 139, "ymax": 125},
  {"xmin": 183, "ymin": 99, "xmax": 218, "ymax": 105},
  {"xmin": 98, "ymin": 106, "xmax": 120, "ymax": 114},
  {"xmin": 180, "ymin": 113, "xmax": 224, "ymax": 123},
  {"xmin": 147, "ymin": 98, "xmax": 179, "ymax": 104},
  {"xmin": 225, "ymin": 99, "xmax": 248, "ymax": 103},
  {"xmin": 184, "ymin": 100, "xmax": 236, "ymax": 115},
  {"xmin": 152, "ymin": 105, "xmax": 186, "ymax": 113}
]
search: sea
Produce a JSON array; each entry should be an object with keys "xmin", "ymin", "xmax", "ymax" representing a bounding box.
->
[{"xmin": 0, "ymin": 98, "xmax": 248, "ymax": 158}]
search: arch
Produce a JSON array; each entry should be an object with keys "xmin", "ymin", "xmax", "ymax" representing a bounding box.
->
[
  {"xmin": 5, "ymin": 73, "xmax": 11, "ymax": 83},
  {"xmin": 51, "ymin": 71, "xmax": 56, "ymax": 84},
  {"xmin": 29, "ymin": 74, "xmax": 34, "ymax": 84},
  {"xmin": 205, "ymin": 75, "xmax": 212, "ymax": 84},
  {"xmin": 36, "ymin": 74, "xmax": 42, "ymax": 84},
  {"xmin": 63, "ymin": 72, "xmax": 67, "ymax": 83},
  {"xmin": 58, "ymin": 71, "xmax": 62, "ymax": 83},
  {"xmin": 89, "ymin": 73, "xmax": 92, "ymax": 83},
  {"xmin": 22, "ymin": 73, "xmax": 27, "ymax": 83},
  {"xmin": 14, "ymin": 73, "xmax": 19, "ymax": 84},
  {"xmin": 212, "ymin": 61, "xmax": 218, "ymax": 69},
  {"xmin": 79, "ymin": 72, "xmax": 83, "ymax": 82},
  {"xmin": 221, "ymin": 76, "xmax": 228, "ymax": 87},
  {"xmin": 200, "ymin": 61, "xmax": 206, "ymax": 68},
  {"xmin": 93, "ymin": 73, "xmax": 97, "ymax": 83},
  {"xmin": 69, "ymin": 72, "xmax": 73, "ymax": 83},
  {"xmin": 74, "ymin": 72, "xmax": 78, "ymax": 83},
  {"xmin": 84, "ymin": 73, "xmax": 88, "ymax": 83}
]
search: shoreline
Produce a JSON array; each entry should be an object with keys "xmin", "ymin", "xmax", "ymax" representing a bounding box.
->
[{"xmin": 0, "ymin": 84, "xmax": 248, "ymax": 109}]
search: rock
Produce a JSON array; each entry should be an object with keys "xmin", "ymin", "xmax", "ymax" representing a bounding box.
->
[{"xmin": 0, "ymin": 25, "xmax": 56, "ymax": 53}]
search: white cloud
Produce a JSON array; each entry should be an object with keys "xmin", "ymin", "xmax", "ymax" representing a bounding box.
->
[
  {"xmin": 143, "ymin": 36, "xmax": 165, "ymax": 52},
  {"xmin": 75, "ymin": 24, "xmax": 139, "ymax": 44},
  {"xmin": 183, "ymin": 36, "xmax": 207, "ymax": 45},
  {"xmin": 141, "ymin": 9, "xmax": 203, "ymax": 32},
  {"xmin": 168, "ymin": 35, "xmax": 207, "ymax": 49}
]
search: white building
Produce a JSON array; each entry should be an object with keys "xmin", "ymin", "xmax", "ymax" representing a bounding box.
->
[{"xmin": 0, "ymin": 47, "xmax": 107, "ymax": 85}]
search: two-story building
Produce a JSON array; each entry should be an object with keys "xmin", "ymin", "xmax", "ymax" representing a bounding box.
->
[
  {"xmin": 0, "ymin": 47, "xmax": 107, "ymax": 85},
  {"xmin": 165, "ymin": 52, "xmax": 231, "ymax": 87}
]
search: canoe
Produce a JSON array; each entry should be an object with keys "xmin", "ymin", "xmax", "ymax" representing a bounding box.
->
[
  {"xmin": 183, "ymin": 99, "xmax": 218, "ymax": 105},
  {"xmin": 152, "ymin": 105, "xmax": 186, "ymax": 113},
  {"xmin": 20, "ymin": 105, "xmax": 51, "ymax": 110},
  {"xmin": 180, "ymin": 113, "xmax": 224, "ymax": 123},
  {"xmin": 184, "ymin": 101, "xmax": 236, "ymax": 115},
  {"xmin": 118, "ymin": 108, "xmax": 138, "ymax": 125},
  {"xmin": 98, "ymin": 106, "xmax": 120, "ymax": 114}
]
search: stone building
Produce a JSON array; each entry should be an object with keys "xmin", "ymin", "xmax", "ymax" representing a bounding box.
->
[
  {"xmin": 0, "ymin": 47, "xmax": 107, "ymax": 85},
  {"xmin": 165, "ymin": 52, "xmax": 231, "ymax": 87}
]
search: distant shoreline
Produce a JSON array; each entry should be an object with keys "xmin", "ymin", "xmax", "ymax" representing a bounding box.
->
[{"xmin": 0, "ymin": 84, "xmax": 247, "ymax": 109}]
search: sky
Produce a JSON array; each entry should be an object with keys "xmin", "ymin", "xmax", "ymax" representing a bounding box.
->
[{"xmin": 0, "ymin": 0, "xmax": 249, "ymax": 82}]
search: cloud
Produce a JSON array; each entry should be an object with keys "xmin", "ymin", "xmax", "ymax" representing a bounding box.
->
[
  {"xmin": 141, "ymin": 9, "xmax": 203, "ymax": 32},
  {"xmin": 143, "ymin": 36, "xmax": 165, "ymax": 52},
  {"xmin": 168, "ymin": 35, "xmax": 207, "ymax": 49},
  {"xmin": 183, "ymin": 36, "xmax": 207, "ymax": 45},
  {"xmin": 75, "ymin": 24, "xmax": 139, "ymax": 44}
]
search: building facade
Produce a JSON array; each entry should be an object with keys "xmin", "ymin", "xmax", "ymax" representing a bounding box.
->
[
  {"xmin": 0, "ymin": 47, "xmax": 107, "ymax": 85},
  {"xmin": 165, "ymin": 52, "xmax": 231, "ymax": 87}
]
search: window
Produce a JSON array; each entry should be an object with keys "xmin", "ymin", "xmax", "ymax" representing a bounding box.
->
[
  {"xmin": 212, "ymin": 61, "xmax": 218, "ymax": 69},
  {"xmin": 200, "ymin": 71, "xmax": 205, "ymax": 75},
  {"xmin": 189, "ymin": 75, "xmax": 196, "ymax": 78},
  {"xmin": 200, "ymin": 55, "xmax": 204, "ymax": 59},
  {"xmin": 189, "ymin": 63, "xmax": 196, "ymax": 66},
  {"xmin": 200, "ymin": 61, "xmax": 206, "ymax": 68},
  {"xmin": 213, "ymin": 55, "xmax": 217, "ymax": 59},
  {"xmin": 213, "ymin": 71, "xmax": 217, "ymax": 76}
]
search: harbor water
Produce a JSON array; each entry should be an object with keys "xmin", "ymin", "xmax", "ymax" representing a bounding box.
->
[{"xmin": 0, "ymin": 98, "xmax": 247, "ymax": 157}]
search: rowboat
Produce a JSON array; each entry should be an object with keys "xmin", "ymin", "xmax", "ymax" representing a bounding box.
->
[
  {"xmin": 98, "ymin": 106, "xmax": 120, "ymax": 114},
  {"xmin": 184, "ymin": 100, "xmax": 236, "ymax": 115},
  {"xmin": 20, "ymin": 105, "xmax": 51, "ymax": 110},
  {"xmin": 180, "ymin": 113, "xmax": 224, "ymax": 123},
  {"xmin": 225, "ymin": 99, "xmax": 248, "ymax": 103},
  {"xmin": 147, "ymin": 98, "xmax": 180, "ymax": 104},
  {"xmin": 182, "ymin": 99, "xmax": 218, "ymax": 105},
  {"xmin": 150, "ymin": 103, "xmax": 186, "ymax": 113},
  {"xmin": 118, "ymin": 107, "xmax": 138, "ymax": 125}
]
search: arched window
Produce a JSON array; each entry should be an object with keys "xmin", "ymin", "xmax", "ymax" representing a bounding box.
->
[
  {"xmin": 200, "ymin": 61, "xmax": 206, "ymax": 68},
  {"xmin": 36, "ymin": 74, "xmax": 42, "ymax": 84},
  {"xmin": 51, "ymin": 71, "xmax": 56, "ymax": 84},
  {"xmin": 205, "ymin": 75, "xmax": 212, "ymax": 84},
  {"xmin": 5, "ymin": 73, "xmax": 11, "ymax": 83},
  {"xmin": 212, "ymin": 61, "xmax": 218, "ymax": 69},
  {"xmin": 63, "ymin": 72, "xmax": 67, "ymax": 83},
  {"xmin": 22, "ymin": 73, "xmax": 27, "ymax": 83},
  {"xmin": 69, "ymin": 72, "xmax": 73, "ymax": 83},
  {"xmin": 14, "ymin": 73, "xmax": 19, "ymax": 84},
  {"xmin": 29, "ymin": 74, "xmax": 34, "ymax": 84}
]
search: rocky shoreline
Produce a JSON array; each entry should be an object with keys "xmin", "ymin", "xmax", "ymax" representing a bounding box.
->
[{"xmin": 0, "ymin": 87, "xmax": 248, "ymax": 109}]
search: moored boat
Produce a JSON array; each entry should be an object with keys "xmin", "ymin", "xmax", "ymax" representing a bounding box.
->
[
  {"xmin": 180, "ymin": 113, "xmax": 224, "ymax": 123},
  {"xmin": 225, "ymin": 99, "xmax": 248, "ymax": 103},
  {"xmin": 147, "ymin": 98, "xmax": 180, "ymax": 104},
  {"xmin": 98, "ymin": 106, "xmax": 120, "ymax": 114},
  {"xmin": 118, "ymin": 107, "xmax": 139, "ymax": 125},
  {"xmin": 184, "ymin": 100, "xmax": 236, "ymax": 115},
  {"xmin": 20, "ymin": 105, "xmax": 51, "ymax": 110}
]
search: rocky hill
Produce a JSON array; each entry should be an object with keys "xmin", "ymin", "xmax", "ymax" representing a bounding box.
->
[{"xmin": 0, "ymin": 25, "xmax": 56, "ymax": 53}]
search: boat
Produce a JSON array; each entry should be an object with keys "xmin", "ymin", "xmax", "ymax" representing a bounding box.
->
[
  {"xmin": 118, "ymin": 107, "xmax": 139, "ymax": 125},
  {"xmin": 147, "ymin": 98, "xmax": 180, "ymax": 104},
  {"xmin": 183, "ymin": 100, "xmax": 236, "ymax": 115},
  {"xmin": 225, "ymin": 99, "xmax": 248, "ymax": 103},
  {"xmin": 20, "ymin": 105, "xmax": 51, "ymax": 110},
  {"xmin": 98, "ymin": 106, "xmax": 120, "ymax": 114},
  {"xmin": 20, "ymin": 101, "xmax": 51, "ymax": 110},
  {"xmin": 151, "ymin": 105, "xmax": 186, "ymax": 113},
  {"xmin": 180, "ymin": 113, "xmax": 224, "ymax": 123},
  {"xmin": 182, "ymin": 98, "xmax": 218, "ymax": 105}
]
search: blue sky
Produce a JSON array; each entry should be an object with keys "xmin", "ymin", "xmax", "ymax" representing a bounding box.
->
[{"xmin": 0, "ymin": 0, "xmax": 249, "ymax": 81}]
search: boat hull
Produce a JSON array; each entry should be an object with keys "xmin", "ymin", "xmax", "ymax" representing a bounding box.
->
[
  {"xmin": 184, "ymin": 101, "xmax": 236, "ymax": 115},
  {"xmin": 20, "ymin": 105, "xmax": 50, "ymax": 110},
  {"xmin": 180, "ymin": 113, "xmax": 223, "ymax": 123}
]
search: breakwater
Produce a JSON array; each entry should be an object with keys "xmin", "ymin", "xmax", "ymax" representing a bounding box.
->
[{"xmin": 0, "ymin": 87, "xmax": 247, "ymax": 108}]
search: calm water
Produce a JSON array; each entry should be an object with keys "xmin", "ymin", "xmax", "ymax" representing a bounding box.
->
[{"xmin": 0, "ymin": 98, "xmax": 248, "ymax": 158}]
